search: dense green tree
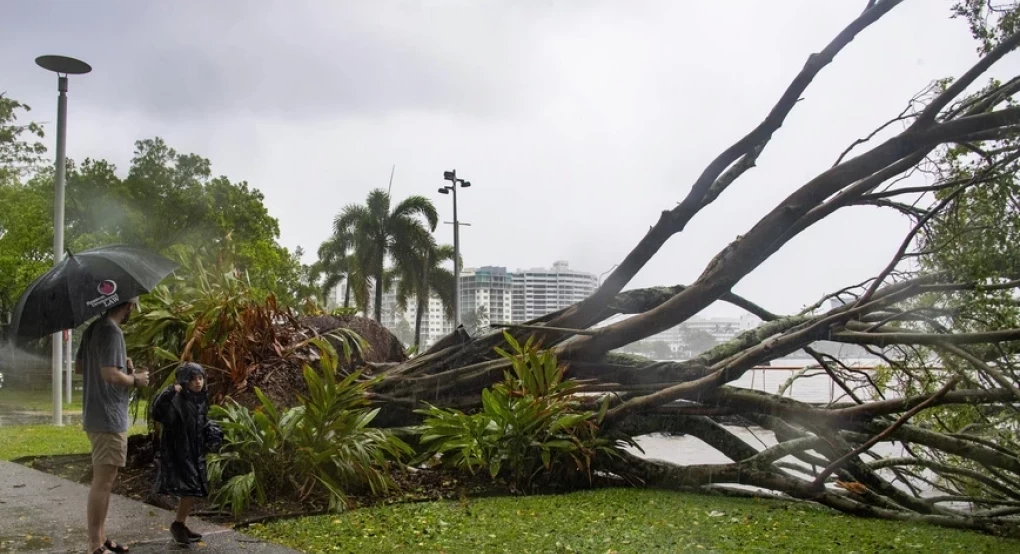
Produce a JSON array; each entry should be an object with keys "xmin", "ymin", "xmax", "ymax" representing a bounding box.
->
[
  {"xmin": 0, "ymin": 179, "xmax": 51, "ymax": 323},
  {"xmin": 0, "ymin": 95, "xmax": 50, "ymax": 324},
  {"xmin": 0, "ymin": 93, "xmax": 46, "ymax": 184},
  {"xmin": 1, "ymin": 115, "xmax": 311, "ymax": 314}
]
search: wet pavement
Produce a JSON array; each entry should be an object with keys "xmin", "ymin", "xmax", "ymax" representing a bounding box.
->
[{"xmin": 0, "ymin": 461, "xmax": 299, "ymax": 553}]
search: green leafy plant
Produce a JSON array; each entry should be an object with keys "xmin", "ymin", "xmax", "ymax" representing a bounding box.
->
[
  {"xmin": 416, "ymin": 331, "xmax": 637, "ymax": 492},
  {"xmin": 126, "ymin": 246, "xmax": 366, "ymax": 409},
  {"xmin": 208, "ymin": 338, "xmax": 410, "ymax": 516}
]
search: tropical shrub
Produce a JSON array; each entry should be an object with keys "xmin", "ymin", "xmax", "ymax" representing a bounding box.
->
[
  {"xmin": 416, "ymin": 331, "xmax": 637, "ymax": 492},
  {"xmin": 208, "ymin": 339, "xmax": 411, "ymax": 515},
  {"xmin": 126, "ymin": 246, "xmax": 365, "ymax": 406}
]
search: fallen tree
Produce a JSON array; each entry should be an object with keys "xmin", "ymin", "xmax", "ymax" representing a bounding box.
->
[{"xmin": 354, "ymin": 0, "xmax": 1020, "ymax": 536}]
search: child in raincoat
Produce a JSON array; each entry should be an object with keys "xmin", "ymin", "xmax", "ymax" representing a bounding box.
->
[{"xmin": 151, "ymin": 362, "xmax": 222, "ymax": 546}]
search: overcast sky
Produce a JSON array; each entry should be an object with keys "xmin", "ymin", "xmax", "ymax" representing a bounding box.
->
[{"xmin": 4, "ymin": 1, "xmax": 1016, "ymax": 317}]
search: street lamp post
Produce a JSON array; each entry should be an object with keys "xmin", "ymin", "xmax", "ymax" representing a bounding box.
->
[
  {"xmin": 36, "ymin": 55, "xmax": 91, "ymax": 426},
  {"xmin": 439, "ymin": 170, "xmax": 471, "ymax": 328}
]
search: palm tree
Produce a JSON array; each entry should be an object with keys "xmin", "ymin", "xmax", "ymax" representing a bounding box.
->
[
  {"xmin": 461, "ymin": 304, "xmax": 489, "ymax": 336},
  {"xmin": 334, "ymin": 189, "xmax": 438, "ymax": 322},
  {"xmin": 311, "ymin": 232, "xmax": 369, "ymax": 311},
  {"xmin": 394, "ymin": 239, "xmax": 456, "ymax": 350}
]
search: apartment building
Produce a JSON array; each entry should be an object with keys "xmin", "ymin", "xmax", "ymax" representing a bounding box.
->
[
  {"xmin": 460, "ymin": 266, "xmax": 512, "ymax": 327},
  {"xmin": 379, "ymin": 277, "xmax": 454, "ymax": 348},
  {"xmin": 370, "ymin": 261, "xmax": 598, "ymax": 347},
  {"xmin": 510, "ymin": 261, "xmax": 598, "ymax": 323}
]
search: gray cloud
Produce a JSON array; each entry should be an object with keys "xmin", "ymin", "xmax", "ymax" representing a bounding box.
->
[
  {"xmin": 4, "ymin": 1, "xmax": 539, "ymax": 118},
  {"xmin": 3, "ymin": 0, "xmax": 1013, "ymax": 317}
]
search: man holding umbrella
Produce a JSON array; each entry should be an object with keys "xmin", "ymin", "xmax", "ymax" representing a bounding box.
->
[
  {"xmin": 9, "ymin": 244, "xmax": 178, "ymax": 554},
  {"xmin": 76, "ymin": 298, "xmax": 148, "ymax": 554}
]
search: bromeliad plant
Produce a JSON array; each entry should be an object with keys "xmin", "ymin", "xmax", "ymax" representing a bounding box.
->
[
  {"xmin": 208, "ymin": 338, "xmax": 411, "ymax": 515},
  {"xmin": 416, "ymin": 331, "xmax": 638, "ymax": 492}
]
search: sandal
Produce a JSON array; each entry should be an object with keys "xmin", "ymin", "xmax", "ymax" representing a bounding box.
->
[
  {"xmin": 91, "ymin": 548, "xmax": 108, "ymax": 554},
  {"xmin": 104, "ymin": 539, "xmax": 129, "ymax": 553}
]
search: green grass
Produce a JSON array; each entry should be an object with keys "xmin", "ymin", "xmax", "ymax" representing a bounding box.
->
[
  {"xmin": 248, "ymin": 488, "xmax": 1015, "ymax": 554},
  {"xmin": 0, "ymin": 386, "xmax": 148, "ymax": 417},
  {"xmin": 0, "ymin": 387, "xmax": 84, "ymax": 412},
  {"xmin": 0, "ymin": 423, "xmax": 146, "ymax": 461}
]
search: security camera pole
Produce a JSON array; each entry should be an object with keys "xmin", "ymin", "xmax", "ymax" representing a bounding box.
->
[{"xmin": 439, "ymin": 170, "xmax": 471, "ymax": 328}]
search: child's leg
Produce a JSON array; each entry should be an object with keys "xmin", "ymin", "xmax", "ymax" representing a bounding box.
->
[{"xmin": 176, "ymin": 496, "xmax": 196, "ymax": 523}]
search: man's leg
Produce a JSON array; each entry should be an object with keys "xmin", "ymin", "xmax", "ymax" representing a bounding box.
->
[
  {"xmin": 86, "ymin": 431, "xmax": 127, "ymax": 552},
  {"xmin": 87, "ymin": 464, "xmax": 118, "ymax": 552}
]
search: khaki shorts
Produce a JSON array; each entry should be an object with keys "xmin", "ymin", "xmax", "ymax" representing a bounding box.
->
[{"xmin": 87, "ymin": 432, "xmax": 128, "ymax": 468}]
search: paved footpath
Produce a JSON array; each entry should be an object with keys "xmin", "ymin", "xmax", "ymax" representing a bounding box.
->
[{"xmin": 0, "ymin": 461, "xmax": 300, "ymax": 553}]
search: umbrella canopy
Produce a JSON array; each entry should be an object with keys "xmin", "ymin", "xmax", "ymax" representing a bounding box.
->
[{"xmin": 9, "ymin": 244, "xmax": 178, "ymax": 342}]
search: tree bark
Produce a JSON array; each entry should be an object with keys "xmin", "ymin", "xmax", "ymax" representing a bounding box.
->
[{"xmin": 374, "ymin": 260, "xmax": 384, "ymax": 322}]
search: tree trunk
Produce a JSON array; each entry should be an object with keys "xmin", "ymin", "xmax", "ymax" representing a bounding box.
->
[
  {"xmin": 413, "ymin": 292, "xmax": 426, "ymax": 351},
  {"xmin": 414, "ymin": 253, "xmax": 431, "ymax": 351},
  {"xmin": 343, "ymin": 277, "xmax": 351, "ymax": 308},
  {"xmin": 374, "ymin": 260, "xmax": 384, "ymax": 322}
]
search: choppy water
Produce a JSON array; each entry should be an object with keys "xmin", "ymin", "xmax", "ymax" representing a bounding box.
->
[
  {"xmin": 626, "ymin": 358, "xmax": 974, "ymax": 506},
  {"xmin": 631, "ymin": 359, "xmax": 899, "ymax": 465}
]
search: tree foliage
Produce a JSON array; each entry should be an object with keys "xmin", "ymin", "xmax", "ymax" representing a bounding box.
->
[
  {"xmin": 0, "ymin": 93, "xmax": 46, "ymax": 183},
  {"xmin": 0, "ymin": 127, "xmax": 313, "ymax": 324},
  {"xmin": 332, "ymin": 189, "xmax": 439, "ymax": 322},
  {"xmin": 416, "ymin": 332, "xmax": 636, "ymax": 492},
  {"xmin": 394, "ymin": 240, "xmax": 456, "ymax": 349}
]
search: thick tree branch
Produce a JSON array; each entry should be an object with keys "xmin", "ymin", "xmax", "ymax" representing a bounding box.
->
[{"xmin": 546, "ymin": 0, "xmax": 906, "ymax": 332}]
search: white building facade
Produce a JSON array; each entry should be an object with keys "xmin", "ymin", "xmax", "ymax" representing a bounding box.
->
[
  {"xmin": 371, "ymin": 261, "xmax": 599, "ymax": 349},
  {"xmin": 460, "ymin": 266, "xmax": 513, "ymax": 328},
  {"xmin": 380, "ymin": 277, "xmax": 455, "ymax": 349},
  {"xmin": 510, "ymin": 261, "xmax": 598, "ymax": 323}
]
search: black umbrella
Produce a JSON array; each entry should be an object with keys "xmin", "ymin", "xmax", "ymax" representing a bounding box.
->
[{"xmin": 10, "ymin": 244, "xmax": 179, "ymax": 342}]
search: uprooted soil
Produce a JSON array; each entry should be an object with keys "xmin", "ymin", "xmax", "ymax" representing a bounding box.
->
[
  {"xmin": 224, "ymin": 314, "xmax": 408, "ymax": 410},
  {"xmin": 301, "ymin": 315, "xmax": 408, "ymax": 367}
]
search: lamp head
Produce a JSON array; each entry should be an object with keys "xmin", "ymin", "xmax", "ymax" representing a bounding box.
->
[{"xmin": 35, "ymin": 55, "xmax": 92, "ymax": 75}]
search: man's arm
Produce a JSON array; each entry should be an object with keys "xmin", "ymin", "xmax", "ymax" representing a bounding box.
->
[
  {"xmin": 100, "ymin": 366, "xmax": 136, "ymax": 388},
  {"xmin": 95, "ymin": 324, "xmax": 148, "ymax": 388}
]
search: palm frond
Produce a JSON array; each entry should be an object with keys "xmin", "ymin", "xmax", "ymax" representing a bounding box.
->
[{"xmin": 390, "ymin": 194, "xmax": 439, "ymax": 231}]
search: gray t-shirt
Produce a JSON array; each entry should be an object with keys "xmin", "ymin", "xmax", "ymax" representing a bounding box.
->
[{"xmin": 77, "ymin": 317, "xmax": 130, "ymax": 433}]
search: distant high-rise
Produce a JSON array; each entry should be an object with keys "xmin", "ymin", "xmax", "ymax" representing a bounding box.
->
[
  {"xmin": 510, "ymin": 261, "xmax": 598, "ymax": 323},
  {"xmin": 460, "ymin": 266, "xmax": 512, "ymax": 328},
  {"xmin": 373, "ymin": 260, "xmax": 598, "ymax": 347}
]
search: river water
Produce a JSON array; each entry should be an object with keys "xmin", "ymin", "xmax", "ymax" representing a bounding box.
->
[
  {"xmin": 632, "ymin": 359, "xmax": 901, "ymax": 465},
  {"xmin": 625, "ymin": 358, "xmax": 965, "ymax": 506}
]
